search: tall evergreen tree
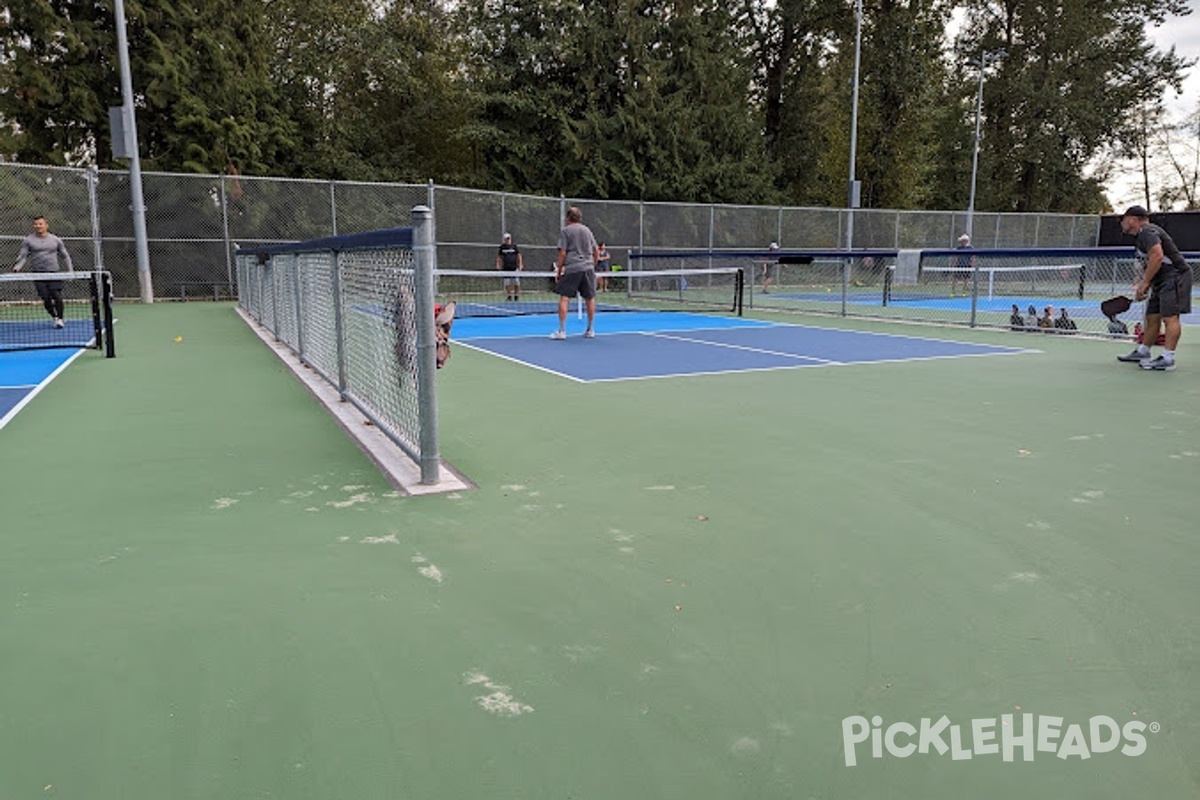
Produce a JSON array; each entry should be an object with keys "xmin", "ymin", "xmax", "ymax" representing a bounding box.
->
[
  {"xmin": 954, "ymin": 0, "xmax": 1192, "ymax": 213},
  {"xmin": 0, "ymin": 0, "xmax": 292, "ymax": 173},
  {"xmin": 330, "ymin": 0, "xmax": 479, "ymax": 183},
  {"xmin": 745, "ymin": 0, "xmax": 841, "ymax": 204},
  {"xmin": 458, "ymin": 0, "xmax": 776, "ymax": 202}
]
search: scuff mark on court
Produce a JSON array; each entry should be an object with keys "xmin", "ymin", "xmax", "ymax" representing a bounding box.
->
[
  {"xmin": 328, "ymin": 492, "xmax": 372, "ymax": 508},
  {"xmin": 212, "ymin": 497, "xmax": 238, "ymax": 510},
  {"xmin": 730, "ymin": 736, "xmax": 761, "ymax": 755},
  {"xmin": 463, "ymin": 671, "xmax": 533, "ymax": 717},
  {"xmin": 360, "ymin": 533, "xmax": 399, "ymax": 544},
  {"xmin": 412, "ymin": 554, "xmax": 444, "ymax": 583},
  {"xmin": 993, "ymin": 572, "xmax": 1041, "ymax": 590}
]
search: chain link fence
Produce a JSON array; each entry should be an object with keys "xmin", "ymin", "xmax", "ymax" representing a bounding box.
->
[
  {"xmin": 1, "ymin": 161, "xmax": 1100, "ymax": 302},
  {"xmin": 236, "ymin": 215, "xmax": 441, "ymax": 484}
]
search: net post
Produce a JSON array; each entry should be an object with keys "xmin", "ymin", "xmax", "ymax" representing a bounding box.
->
[
  {"xmin": 102, "ymin": 272, "xmax": 116, "ymax": 358},
  {"xmin": 412, "ymin": 205, "xmax": 441, "ymax": 486},
  {"xmin": 88, "ymin": 272, "xmax": 103, "ymax": 351},
  {"xmin": 969, "ymin": 262, "xmax": 979, "ymax": 328},
  {"xmin": 331, "ymin": 251, "xmax": 349, "ymax": 398}
]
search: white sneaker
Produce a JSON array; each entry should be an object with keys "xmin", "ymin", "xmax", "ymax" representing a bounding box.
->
[
  {"xmin": 583, "ymin": 329, "xmax": 594, "ymax": 339},
  {"xmin": 1140, "ymin": 355, "xmax": 1176, "ymax": 371},
  {"xmin": 54, "ymin": 318, "xmax": 65, "ymax": 328},
  {"xmin": 549, "ymin": 330, "xmax": 566, "ymax": 340}
]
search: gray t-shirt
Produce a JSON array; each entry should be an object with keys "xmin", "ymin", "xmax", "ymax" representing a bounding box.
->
[
  {"xmin": 558, "ymin": 223, "xmax": 597, "ymax": 274},
  {"xmin": 16, "ymin": 233, "xmax": 74, "ymax": 273}
]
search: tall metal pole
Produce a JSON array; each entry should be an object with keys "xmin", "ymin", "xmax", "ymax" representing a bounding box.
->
[
  {"xmin": 844, "ymin": 0, "xmax": 863, "ymax": 315},
  {"xmin": 966, "ymin": 57, "xmax": 986, "ymax": 242},
  {"xmin": 113, "ymin": 0, "xmax": 153, "ymax": 302},
  {"xmin": 966, "ymin": 49, "xmax": 1003, "ymax": 242},
  {"xmin": 411, "ymin": 205, "xmax": 441, "ymax": 486}
]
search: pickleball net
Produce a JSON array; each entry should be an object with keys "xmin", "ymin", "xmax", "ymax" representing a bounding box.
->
[
  {"xmin": 885, "ymin": 262, "xmax": 1086, "ymax": 303},
  {"xmin": 433, "ymin": 267, "xmax": 744, "ymax": 317},
  {"xmin": 0, "ymin": 271, "xmax": 116, "ymax": 355}
]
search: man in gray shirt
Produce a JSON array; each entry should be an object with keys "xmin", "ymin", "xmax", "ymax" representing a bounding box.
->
[
  {"xmin": 14, "ymin": 215, "xmax": 74, "ymax": 328},
  {"xmin": 551, "ymin": 206, "xmax": 599, "ymax": 339}
]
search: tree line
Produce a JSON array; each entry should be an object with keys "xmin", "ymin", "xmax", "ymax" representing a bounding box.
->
[{"xmin": 0, "ymin": 0, "xmax": 1193, "ymax": 213}]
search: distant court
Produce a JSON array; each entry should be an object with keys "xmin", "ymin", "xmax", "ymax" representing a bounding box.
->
[{"xmin": 453, "ymin": 311, "xmax": 1033, "ymax": 382}]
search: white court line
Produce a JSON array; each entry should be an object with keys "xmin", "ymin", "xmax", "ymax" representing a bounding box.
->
[
  {"xmin": 458, "ymin": 325, "xmax": 1040, "ymax": 383},
  {"xmin": 743, "ymin": 319, "xmax": 1041, "ymax": 351},
  {"xmin": 455, "ymin": 320, "xmax": 771, "ymax": 341},
  {"xmin": 581, "ymin": 350, "xmax": 1035, "ymax": 383},
  {"xmin": 0, "ymin": 349, "xmax": 86, "ymax": 430},
  {"xmin": 644, "ymin": 331, "xmax": 841, "ymax": 364},
  {"xmin": 451, "ymin": 340, "xmax": 590, "ymax": 383}
]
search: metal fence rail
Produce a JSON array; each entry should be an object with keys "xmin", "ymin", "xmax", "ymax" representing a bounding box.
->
[
  {"xmin": 1, "ymin": 161, "xmax": 1100, "ymax": 304},
  {"xmin": 631, "ymin": 247, "xmax": 1149, "ymax": 336},
  {"xmin": 236, "ymin": 208, "xmax": 440, "ymax": 484}
]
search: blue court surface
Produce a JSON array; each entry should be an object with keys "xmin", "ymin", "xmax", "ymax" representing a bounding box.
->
[
  {"xmin": 0, "ymin": 318, "xmax": 98, "ymax": 351},
  {"xmin": 0, "ymin": 348, "xmax": 84, "ymax": 428},
  {"xmin": 453, "ymin": 311, "xmax": 1033, "ymax": 382}
]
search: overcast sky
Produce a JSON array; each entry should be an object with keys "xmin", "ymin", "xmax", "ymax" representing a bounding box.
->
[
  {"xmin": 1106, "ymin": 10, "xmax": 1200, "ymax": 208},
  {"xmin": 1148, "ymin": 7, "xmax": 1200, "ymax": 112}
]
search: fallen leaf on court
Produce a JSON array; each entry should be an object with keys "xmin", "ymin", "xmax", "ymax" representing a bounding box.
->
[
  {"xmin": 696, "ymin": 515, "xmax": 708, "ymax": 521},
  {"xmin": 1017, "ymin": 449, "xmax": 1031, "ymax": 455},
  {"xmin": 674, "ymin": 604, "xmax": 682, "ymax": 612}
]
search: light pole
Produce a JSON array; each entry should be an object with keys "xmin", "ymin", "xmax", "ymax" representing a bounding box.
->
[
  {"xmin": 965, "ymin": 48, "xmax": 1005, "ymax": 243},
  {"xmin": 113, "ymin": 0, "xmax": 153, "ymax": 302},
  {"xmin": 844, "ymin": 0, "xmax": 863, "ymax": 314}
]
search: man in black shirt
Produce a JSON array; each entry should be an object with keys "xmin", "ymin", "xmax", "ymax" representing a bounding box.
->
[
  {"xmin": 1115, "ymin": 206, "xmax": 1192, "ymax": 371},
  {"xmin": 496, "ymin": 233, "xmax": 524, "ymax": 301}
]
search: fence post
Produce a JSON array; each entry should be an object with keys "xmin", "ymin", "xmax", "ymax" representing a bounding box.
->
[
  {"xmin": 87, "ymin": 166, "xmax": 104, "ymax": 271},
  {"xmin": 329, "ymin": 181, "xmax": 338, "ymax": 237},
  {"xmin": 219, "ymin": 174, "xmax": 233, "ymax": 293},
  {"xmin": 412, "ymin": 205, "xmax": 441, "ymax": 485},
  {"xmin": 332, "ymin": 251, "xmax": 348, "ymax": 398}
]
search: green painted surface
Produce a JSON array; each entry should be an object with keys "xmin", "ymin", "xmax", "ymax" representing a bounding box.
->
[{"xmin": 1, "ymin": 302, "xmax": 1197, "ymax": 799}]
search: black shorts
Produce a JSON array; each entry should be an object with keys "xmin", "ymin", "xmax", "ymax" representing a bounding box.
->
[
  {"xmin": 1147, "ymin": 270, "xmax": 1193, "ymax": 317},
  {"xmin": 555, "ymin": 270, "xmax": 596, "ymax": 299},
  {"xmin": 34, "ymin": 278, "xmax": 65, "ymax": 300}
]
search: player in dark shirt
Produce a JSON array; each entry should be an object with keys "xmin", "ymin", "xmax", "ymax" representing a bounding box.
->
[
  {"xmin": 496, "ymin": 233, "xmax": 524, "ymax": 301},
  {"xmin": 1115, "ymin": 206, "xmax": 1192, "ymax": 371}
]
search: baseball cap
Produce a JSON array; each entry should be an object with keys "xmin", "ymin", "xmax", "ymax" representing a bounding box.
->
[
  {"xmin": 503, "ymin": 232, "xmax": 511, "ymax": 239},
  {"xmin": 958, "ymin": 233, "xmax": 970, "ymax": 242},
  {"xmin": 1121, "ymin": 205, "xmax": 1149, "ymax": 219},
  {"xmin": 769, "ymin": 242, "xmax": 779, "ymax": 250}
]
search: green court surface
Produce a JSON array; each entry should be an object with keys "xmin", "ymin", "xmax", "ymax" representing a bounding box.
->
[{"xmin": 1, "ymin": 302, "xmax": 1197, "ymax": 800}]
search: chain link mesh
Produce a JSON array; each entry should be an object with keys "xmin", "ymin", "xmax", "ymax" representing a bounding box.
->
[
  {"xmin": 296, "ymin": 251, "xmax": 340, "ymax": 386},
  {"xmin": 238, "ymin": 235, "xmax": 434, "ymax": 473},
  {"xmin": 339, "ymin": 248, "xmax": 422, "ymax": 455},
  {"xmin": 0, "ymin": 160, "xmax": 1111, "ymax": 322}
]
